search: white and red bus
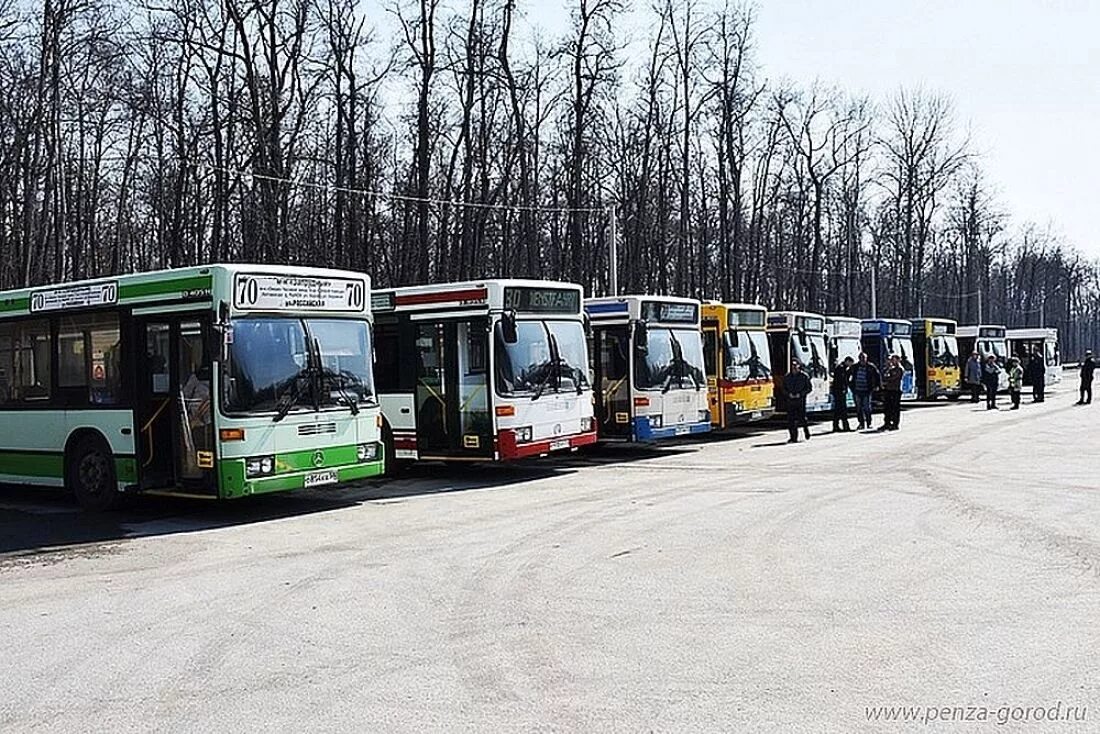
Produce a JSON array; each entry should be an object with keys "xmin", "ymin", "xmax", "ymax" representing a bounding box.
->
[{"xmin": 372, "ymin": 280, "xmax": 597, "ymax": 464}]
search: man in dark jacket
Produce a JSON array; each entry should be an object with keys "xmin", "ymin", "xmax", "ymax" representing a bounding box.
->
[
  {"xmin": 831, "ymin": 356, "xmax": 854, "ymax": 433},
  {"xmin": 785, "ymin": 359, "xmax": 813, "ymax": 443},
  {"xmin": 981, "ymin": 354, "xmax": 1002, "ymax": 410},
  {"xmin": 848, "ymin": 352, "xmax": 880, "ymax": 430},
  {"xmin": 880, "ymin": 354, "xmax": 904, "ymax": 430},
  {"xmin": 1078, "ymin": 350, "xmax": 1096, "ymax": 405},
  {"xmin": 964, "ymin": 351, "xmax": 983, "ymax": 403},
  {"xmin": 1027, "ymin": 349, "xmax": 1046, "ymax": 403}
]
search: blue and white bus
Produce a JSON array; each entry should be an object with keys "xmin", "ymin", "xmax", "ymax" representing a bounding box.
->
[
  {"xmin": 585, "ymin": 295, "xmax": 710, "ymax": 441},
  {"xmin": 861, "ymin": 318, "xmax": 918, "ymax": 401}
]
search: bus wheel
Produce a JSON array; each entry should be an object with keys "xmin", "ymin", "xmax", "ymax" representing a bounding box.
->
[{"xmin": 67, "ymin": 436, "xmax": 119, "ymax": 512}]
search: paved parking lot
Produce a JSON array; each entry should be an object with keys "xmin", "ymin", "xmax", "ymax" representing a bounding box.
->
[{"xmin": 1, "ymin": 391, "xmax": 1097, "ymax": 733}]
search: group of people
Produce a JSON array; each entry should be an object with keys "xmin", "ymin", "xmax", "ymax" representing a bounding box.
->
[
  {"xmin": 782, "ymin": 352, "xmax": 906, "ymax": 443},
  {"xmin": 782, "ymin": 346, "xmax": 1096, "ymax": 445}
]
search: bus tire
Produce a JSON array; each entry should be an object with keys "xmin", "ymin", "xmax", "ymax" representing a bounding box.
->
[{"xmin": 66, "ymin": 434, "xmax": 119, "ymax": 512}]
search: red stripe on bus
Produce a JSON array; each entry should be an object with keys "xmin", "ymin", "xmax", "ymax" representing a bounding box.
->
[{"xmin": 395, "ymin": 288, "xmax": 488, "ymax": 307}]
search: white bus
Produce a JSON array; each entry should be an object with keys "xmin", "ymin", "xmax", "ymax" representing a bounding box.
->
[
  {"xmin": 826, "ymin": 316, "xmax": 862, "ymax": 409},
  {"xmin": 766, "ymin": 311, "xmax": 832, "ymax": 414},
  {"xmin": 1007, "ymin": 327, "xmax": 1061, "ymax": 387},
  {"xmin": 0, "ymin": 265, "xmax": 384, "ymax": 510},
  {"xmin": 372, "ymin": 280, "xmax": 596, "ymax": 463},
  {"xmin": 585, "ymin": 295, "xmax": 710, "ymax": 441},
  {"xmin": 958, "ymin": 324, "xmax": 1009, "ymax": 391}
]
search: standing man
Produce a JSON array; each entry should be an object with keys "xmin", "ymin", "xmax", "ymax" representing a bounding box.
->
[
  {"xmin": 849, "ymin": 352, "xmax": 880, "ymax": 430},
  {"xmin": 982, "ymin": 354, "xmax": 1002, "ymax": 410},
  {"xmin": 1007, "ymin": 357, "xmax": 1023, "ymax": 410},
  {"xmin": 831, "ymin": 355, "xmax": 855, "ymax": 433},
  {"xmin": 785, "ymin": 359, "xmax": 813, "ymax": 444},
  {"xmin": 1028, "ymin": 348, "xmax": 1046, "ymax": 403},
  {"xmin": 1078, "ymin": 350, "xmax": 1096, "ymax": 405},
  {"xmin": 964, "ymin": 351, "xmax": 983, "ymax": 403},
  {"xmin": 880, "ymin": 354, "xmax": 904, "ymax": 431}
]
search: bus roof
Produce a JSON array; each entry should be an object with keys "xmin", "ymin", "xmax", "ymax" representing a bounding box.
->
[
  {"xmin": 374, "ymin": 279, "xmax": 584, "ymax": 317},
  {"xmin": 957, "ymin": 324, "xmax": 1007, "ymax": 338},
  {"xmin": 0, "ymin": 264, "xmax": 369, "ymax": 320},
  {"xmin": 1006, "ymin": 327, "xmax": 1058, "ymax": 341}
]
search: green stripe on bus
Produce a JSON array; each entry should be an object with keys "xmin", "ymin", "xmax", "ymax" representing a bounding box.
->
[
  {"xmin": 119, "ymin": 275, "xmax": 212, "ymax": 301},
  {"xmin": 0, "ymin": 296, "xmax": 30, "ymax": 314},
  {"xmin": 0, "ymin": 451, "xmax": 64, "ymax": 478},
  {"xmin": 0, "ymin": 450, "xmax": 139, "ymax": 482},
  {"xmin": 275, "ymin": 444, "xmax": 360, "ymax": 473}
]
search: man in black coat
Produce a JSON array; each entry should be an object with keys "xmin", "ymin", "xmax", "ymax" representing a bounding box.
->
[
  {"xmin": 1028, "ymin": 349, "xmax": 1046, "ymax": 403},
  {"xmin": 1078, "ymin": 350, "xmax": 1096, "ymax": 405},
  {"xmin": 785, "ymin": 359, "xmax": 813, "ymax": 444},
  {"xmin": 831, "ymin": 356, "xmax": 854, "ymax": 433}
]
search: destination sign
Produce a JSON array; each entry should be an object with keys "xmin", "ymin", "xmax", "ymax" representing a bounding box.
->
[
  {"xmin": 931, "ymin": 323, "xmax": 954, "ymax": 335},
  {"xmin": 371, "ymin": 292, "xmax": 395, "ymax": 312},
  {"xmin": 796, "ymin": 316, "xmax": 825, "ymax": 333},
  {"xmin": 642, "ymin": 301, "xmax": 698, "ymax": 324},
  {"xmin": 233, "ymin": 274, "xmax": 366, "ymax": 313},
  {"xmin": 979, "ymin": 326, "xmax": 1005, "ymax": 338},
  {"xmin": 729, "ymin": 310, "xmax": 765, "ymax": 328},
  {"xmin": 30, "ymin": 281, "xmax": 118, "ymax": 313},
  {"xmin": 503, "ymin": 286, "xmax": 580, "ymax": 314}
]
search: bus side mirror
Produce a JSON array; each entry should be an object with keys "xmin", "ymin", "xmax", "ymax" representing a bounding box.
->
[
  {"xmin": 501, "ymin": 310, "xmax": 518, "ymax": 344},
  {"xmin": 634, "ymin": 320, "xmax": 648, "ymax": 352},
  {"xmin": 583, "ymin": 312, "xmax": 592, "ymax": 338},
  {"xmin": 722, "ymin": 331, "xmax": 735, "ymax": 349}
]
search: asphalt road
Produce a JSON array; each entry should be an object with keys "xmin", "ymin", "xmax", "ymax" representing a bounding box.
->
[{"xmin": 1, "ymin": 389, "xmax": 1097, "ymax": 733}]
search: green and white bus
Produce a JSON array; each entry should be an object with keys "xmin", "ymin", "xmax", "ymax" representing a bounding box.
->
[{"xmin": 0, "ymin": 264, "xmax": 383, "ymax": 510}]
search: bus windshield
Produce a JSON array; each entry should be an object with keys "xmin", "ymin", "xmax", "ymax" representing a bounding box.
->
[
  {"xmin": 494, "ymin": 320, "xmax": 588, "ymax": 397},
  {"xmin": 792, "ymin": 333, "xmax": 828, "ymax": 380},
  {"xmin": 931, "ymin": 335, "xmax": 959, "ymax": 367},
  {"xmin": 223, "ymin": 317, "xmax": 375, "ymax": 414},
  {"xmin": 724, "ymin": 329, "xmax": 772, "ymax": 381},
  {"xmin": 635, "ymin": 327, "xmax": 706, "ymax": 391}
]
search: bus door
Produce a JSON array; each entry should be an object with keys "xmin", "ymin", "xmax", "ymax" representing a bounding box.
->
[
  {"xmin": 701, "ymin": 324, "xmax": 722, "ymax": 428},
  {"xmin": 593, "ymin": 325, "xmax": 632, "ymax": 438},
  {"xmin": 135, "ymin": 315, "xmax": 216, "ymax": 493},
  {"xmin": 415, "ymin": 319, "xmax": 492, "ymax": 458}
]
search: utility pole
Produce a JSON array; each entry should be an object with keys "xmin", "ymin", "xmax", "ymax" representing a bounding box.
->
[
  {"xmin": 870, "ymin": 263, "xmax": 877, "ymax": 319},
  {"xmin": 977, "ymin": 290, "xmax": 983, "ymax": 323},
  {"xmin": 607, "ymin": 203, "xmax": 619, "ymax": 296}
]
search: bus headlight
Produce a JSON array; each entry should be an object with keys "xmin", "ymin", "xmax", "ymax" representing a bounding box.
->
[
  {"xmin": 580, "ymin": 417, "xmax": 594, "ymax": 433},
  {"xmin": 515, "ymin": 426, "xmax": 533, "ymax": 443},
  {"xmin": 698, "ymin": 410, "xmax": 709, "ymax": 422},
  {"xmin": 650, "ymin": 415, "xmax": 663, "ymax": 428},
  {"xmin": 246, "ymin": 455, "xmax": 275, "ymax": 478},
  {"xmin": 357, "ymin": 443, "xmax": 379, "ymax": 462}
]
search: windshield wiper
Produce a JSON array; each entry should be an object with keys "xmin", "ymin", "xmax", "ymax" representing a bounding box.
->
[
  {"xmin": 273, "ymin": 367, "xmax": 315, "ymax": 423},
  {"xmin": 662, "ymin": 331, "xmax": 701, "ymax": 393},
  {"xmin": 531, "ymin": 329, "xmax": 563, "ymax": 401},
  {"xmin": 318, "ymin": 366, "xmax": 361, "ymax": 416}
]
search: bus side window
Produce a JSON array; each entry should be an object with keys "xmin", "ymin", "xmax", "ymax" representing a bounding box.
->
[
  {"xmin": 0, "ymin": 319, "xmax": 52, "ymax": 404},
  {"xmin": 58, "ymin": 313, "xmax": 122, "ymax": 406}
]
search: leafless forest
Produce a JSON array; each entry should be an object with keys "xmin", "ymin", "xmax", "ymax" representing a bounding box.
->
[{"xmin": 0, "ymin": 0, "xmax": 1096, "ymax": 355}]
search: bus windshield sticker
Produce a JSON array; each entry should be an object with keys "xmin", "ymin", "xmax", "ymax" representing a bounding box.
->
[
  {"xmin": 503, "ymin": 287, "xmax": 580, "ymax": 314},
  {"xmin": 233, "ymin": 274, "xmax": 367, "ymax": 313},
  {"xmin": 30, "ymin": 281, "xmax": 118, "ymax": 313}
]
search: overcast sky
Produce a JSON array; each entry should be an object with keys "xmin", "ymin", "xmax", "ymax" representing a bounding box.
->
[{"xmin": 751, "ymin": 0, "xmax": 1100, "ymax": 258}]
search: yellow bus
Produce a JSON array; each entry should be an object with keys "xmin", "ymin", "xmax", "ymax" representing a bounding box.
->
[
  {"xmin": 911, "ymin": 317, "xmax": 962, "ymax": 400},
  {"xmin": 701, "ymin": 302, "xmax": 775, "ymax": 428}
]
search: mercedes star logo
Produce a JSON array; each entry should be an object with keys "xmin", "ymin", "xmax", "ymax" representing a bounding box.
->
[{"xmin": 312, "ymin": 450, "xmax": 325, "ymax": 468}]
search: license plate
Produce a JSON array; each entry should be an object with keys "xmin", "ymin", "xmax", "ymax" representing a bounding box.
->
[
  {"xmin": 549, "ymin": 439, "xmax": 570, "ymax": 451},
  {"xmin": 751, "ymin": 411, "xmax": 762, "ymax": 419},
  {"xmin": 675, "ymin": 424, "xmax": 690, "ymax": 435},
  {"xmin": 304, "ymin": 470, "xmax": 338, "ymax": 488}
]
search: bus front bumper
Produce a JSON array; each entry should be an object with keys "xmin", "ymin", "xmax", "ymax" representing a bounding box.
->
[
  {"xmin": 498, "ymin": 429, "xmax": 599, "ymax": 459},
  {"xmin": 219, "ymin": 459, "xmax": 385, "ymax": 498},
  {"xmin": 634, "ymin": 417, "xmax": 712, "ymax": 441}
]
